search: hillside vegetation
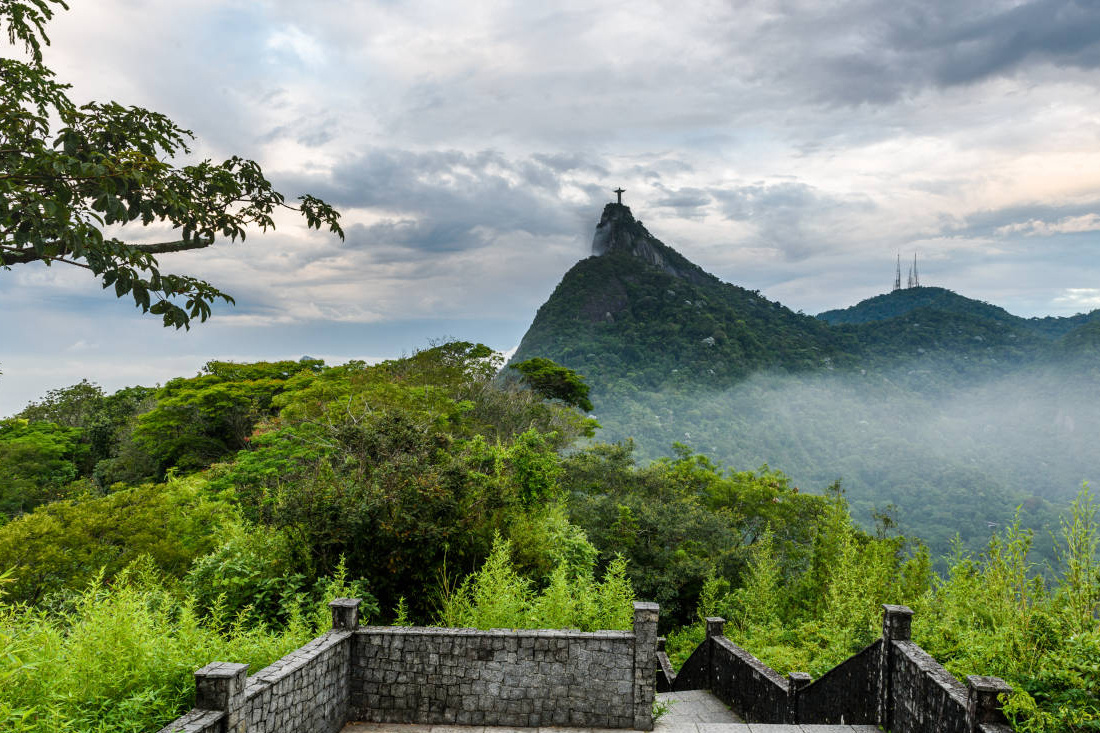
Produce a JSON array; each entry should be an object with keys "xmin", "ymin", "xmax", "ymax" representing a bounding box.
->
[{"xmin": 0, "ymin": 344, "xmax": 1096, "ymax": 732}]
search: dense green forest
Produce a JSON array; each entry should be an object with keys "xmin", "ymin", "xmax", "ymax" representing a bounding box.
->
[
  {"xmin": 511, "ymin": 207, "xmax": 1100, "ymax": 562},
  {"xmin": 0, "ymin": 344, "xmax": 1096, "ymax": 732}
]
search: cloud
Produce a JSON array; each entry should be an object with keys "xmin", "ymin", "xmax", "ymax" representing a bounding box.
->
[
  {"xmin": 712, "ymin": 182, "xmax": 877, "ymax": 261},
  {"xmin": 995, "ymin": 212, "xmax": 1100, "ymax": 237},
  {"xmin": 1053, "ymin": 287, "xmax": 1100, "ymax": 310}
]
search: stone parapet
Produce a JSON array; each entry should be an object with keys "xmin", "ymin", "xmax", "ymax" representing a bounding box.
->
[
  {"xmin": 349, "ymin": 624, "xmax": 641, "ymax": 729},
  {"xmin": 670, "ymin": 605, "xmax": 1014, "ymax": 733}
]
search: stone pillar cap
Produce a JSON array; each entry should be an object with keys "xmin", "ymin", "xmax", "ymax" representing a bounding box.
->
[
  {"xmin": 633, "ymin": 601, "xmax": 660, "ymax": 612},
  {"xmin": 328, "ymin": 597, "xmax": 361, "ymax": 608},
  {"xmin": 967, "ymin": 675, "xmax": 1013, "ymax": 693},
  {"xmin": 881, "ymin": 604, "xmax": 914, "ymax": 615},
  {"xmin": 195, "ymin": 662, "xmax": 248, "ymax": 677}
]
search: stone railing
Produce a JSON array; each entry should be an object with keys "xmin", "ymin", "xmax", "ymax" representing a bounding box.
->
[
  {"xmin": 157, "ymin": 600, "xmax": 659, "ymax": 733},
  {"xmin": 659, "ymin": 605, "xmax": 1014, "ymax": 733}
]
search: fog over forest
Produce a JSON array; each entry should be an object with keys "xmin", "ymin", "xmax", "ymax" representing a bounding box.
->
[{"xmin": 597, "ymin": 357, "xmax": 1099, "ymax": 563}]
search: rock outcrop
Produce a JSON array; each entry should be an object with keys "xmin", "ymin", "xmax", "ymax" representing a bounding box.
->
[{"xmin": 590, "ymin": 203, "xmax": 715, "ymax": 286}]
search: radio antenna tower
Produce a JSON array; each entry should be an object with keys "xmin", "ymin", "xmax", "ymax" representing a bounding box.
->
[
  {"xmin": 912, "ymin": 253, "xmax": 919, "ymax": 287},
  {"xmin": 893, "ymin": 253, "xmax": 902, "ymax": 291}
]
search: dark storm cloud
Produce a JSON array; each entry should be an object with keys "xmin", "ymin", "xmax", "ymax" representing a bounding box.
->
[
  {"xmin": 287, "ymin": 148, "xmax": 611, "ymax": 263},
  {"xmin": 929, "ymin": 0, "xmax": 1100, "ymax": 85},
  {"xmin": 734, "ymin": 0, "xmax": 1100, "ymax": 107}
]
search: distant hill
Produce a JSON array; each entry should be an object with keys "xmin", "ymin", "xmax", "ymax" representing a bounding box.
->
[
  {"xmin": 512, "ymin": 202, "xmax": 1100, "ymax": 562},
  {"xmin": 818, "ymin": 286, "xmax": 1020, "ymax": 327},
  {"xmin": 819, "ymin": 285, "xmax": 1100, "ymax": 341}
]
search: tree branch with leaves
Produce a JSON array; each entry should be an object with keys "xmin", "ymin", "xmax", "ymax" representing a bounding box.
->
[{"xmin": 1, "ymin": 0, "xmax": 344, "ymax": 328}]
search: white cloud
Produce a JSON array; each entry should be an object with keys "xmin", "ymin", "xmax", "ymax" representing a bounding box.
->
[
  {"xmin": 996, "ymin": 213, "xmax": 1100, "ymax": 237},
  {"xmin": 1053, "ymin": 288, "xmax": 1100, "ymax": 311}
]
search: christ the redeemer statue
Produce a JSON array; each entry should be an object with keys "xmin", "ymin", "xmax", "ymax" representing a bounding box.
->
[{"xmin": 614, "ymin": 187, "xmax": 625, "ymax": 204}]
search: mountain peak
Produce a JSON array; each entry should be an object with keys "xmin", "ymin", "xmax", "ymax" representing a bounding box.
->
[{"xmin": 590, "ymin": 202, "xmax": 714, "ymax": 285}]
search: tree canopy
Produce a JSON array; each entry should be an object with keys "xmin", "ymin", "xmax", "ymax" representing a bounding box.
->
[
  {"xmin": 0, "ymin": 0, "xmax": 344, "ymax": 328},
  {"xmin": 509, "ymin": 357, "xmax": 594, "ymax": 412}
]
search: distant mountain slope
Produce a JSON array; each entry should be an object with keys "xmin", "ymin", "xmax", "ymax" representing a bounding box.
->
[
  {"xmin": 512, "ymin": 204, "xmax": 856, "ymax": 393},
  {"xmin": 512, "ymin": 201, "xmax": 1100, "ymax": 563},
  {"xmin": 818, "ymin": 287, "xmax": 1018, "ymax": 327},
  {"xmin": 819, "ymin": 285, "xmax": 1100, "ymax": 340}
]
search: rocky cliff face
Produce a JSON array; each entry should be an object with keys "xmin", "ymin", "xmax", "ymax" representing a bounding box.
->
[{"xmin": 590, "ymin": 203, "xmax": 715, "ymax": 286}]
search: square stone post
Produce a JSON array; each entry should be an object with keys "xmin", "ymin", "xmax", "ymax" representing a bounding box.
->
[
  {"xmin": 787, "ymin": 672, "xmax": 812, "ymax": 724},
  {"xmin": 329, "ymin": 597, "xmax": 361, "ymax": 630},
  {"xmin": 877, "ymin": 605, "xmax": 913, "ymax": 730},
  {"xmin": 195, "ymin": 662, "xmax": 249, "ymax": 732},
  {"xmin": 966, "ymin": 675, "xmax": 1013, "ymax": 732},
  {"xmin": 633, "ymin": 601, "xmax": 660, "ymax": 731},
  {"xmin": 705, "ymin": 616, "xmax": 726, "ymax": 640},
  {"xmin": 704, "ymin": 617, "xmax": 725, "ymax": 691}
]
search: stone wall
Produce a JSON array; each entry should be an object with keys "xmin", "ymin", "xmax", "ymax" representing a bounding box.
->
[
  {"xmin": 671, "ymin": 605, "xmax": 1016, "ymax": 733},
  {"xmin": 155, "ymin": 599, "xmax": 657, "ymax": 733},
  {"xmin": 796, "ymin": 639, "xmax": 880, "ymax": 724},
  {"xmin": 348, "ymin": 602, "xmax": 658, "ymax": 730}
]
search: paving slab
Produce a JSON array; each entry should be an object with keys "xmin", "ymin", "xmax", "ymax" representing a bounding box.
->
[{"xmin": 747, "ymin": 726, "xmax": 803, "ymax": 733}]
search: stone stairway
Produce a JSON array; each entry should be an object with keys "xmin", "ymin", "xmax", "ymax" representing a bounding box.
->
[{"xmin": 653, "ymin": 690, "xmax": 875, "ymax": 733}]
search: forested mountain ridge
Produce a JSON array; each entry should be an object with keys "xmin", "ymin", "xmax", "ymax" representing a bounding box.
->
[
  {"xmin": 514, "ymin": 205, "xmax": 1096, "ymax": 392},
  {"xmin": 511, "ymin": 204, "xmax": 1100, "ymax": 561},
  {"xmin": 820, "ymin": 285, "xmax": 1100, "ymax": 344},
  {"xmin": 512, "ymin": 203, "xmax": 857, "ymax": 393}
]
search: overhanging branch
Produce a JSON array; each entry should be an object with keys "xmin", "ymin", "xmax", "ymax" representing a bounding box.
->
[{"xmin": 0, "ymin": 236, "xmax": 215, "ymax": 266}]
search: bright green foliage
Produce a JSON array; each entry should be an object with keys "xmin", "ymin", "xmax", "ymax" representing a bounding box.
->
[
  {"xmin": 908, "ymin": 489, "xmax": 1100, "ymax": 732},
  {"xmin": 665, "ymin": 488, "xmax": 930, "ymax": 677},
  {"xmin": 509, "ymin": 358, "xmax": 594, "ymax": 412},
  {"xmin": 0, "ymin": 474, "xmax": 236, "ymax": 603},
  {"xmin": 0, "ymin": 1, "xmax": 343, "ymax": 328},
  {"xmin": 0, "ymin": 560, "xmax": 363, "ymax": 733},
  {"xmin": 508, "ymin": 429, "xmax": 564, "ymax": 506},
  {"xmin": 183, "ymin": 525, "xmax": 315, "ymax": 626},
  {"xmin": 437, "ymin": 535, "xmax": 635, "ymax": 632},
  {"xmin": 0, "ymin": 419, "xmax": 86, "ymax": 516},
  {"xmin": 15, "ymin": 381, "xmax": 156, "ymax": 487},
  {"xmin": 208, "ymin": 344, "xmax": 593, "ymax": 619},
  {"xmin": 134, "ymin": 359, "xmax": 321, "ymax": 474},
  {"xmin": 507, "ymin": 503, "xmax": 599, "ymax": 581}
]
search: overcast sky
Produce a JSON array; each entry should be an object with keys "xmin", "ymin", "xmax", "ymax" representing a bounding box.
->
[{"xmin": 3, "ymin": 0, "xmax": 1100, "ymax": 415}]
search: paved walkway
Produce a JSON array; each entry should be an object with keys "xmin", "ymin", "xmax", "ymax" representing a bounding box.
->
[{"xmin": 343, "ymin": 690, "xmax": 874, "ymax": 733}]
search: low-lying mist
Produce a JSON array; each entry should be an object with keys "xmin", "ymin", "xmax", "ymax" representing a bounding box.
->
[{"xmin": 594, "ymin": 358, "xmax": 1100, "ymax": 563}]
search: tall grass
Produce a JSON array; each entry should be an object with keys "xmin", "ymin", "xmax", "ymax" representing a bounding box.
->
[{"xmin": 0, "ymin": 558, "xmax": 362, "ymax": 733}]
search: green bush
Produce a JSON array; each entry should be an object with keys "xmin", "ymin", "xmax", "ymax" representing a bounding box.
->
[
  {"xmin": 437, "ymin": 535, "xmax": 635, "ymax": 631},
  {"xmin": 0, "ymin": 564, "xmax": 311, "ymax": 733}
]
